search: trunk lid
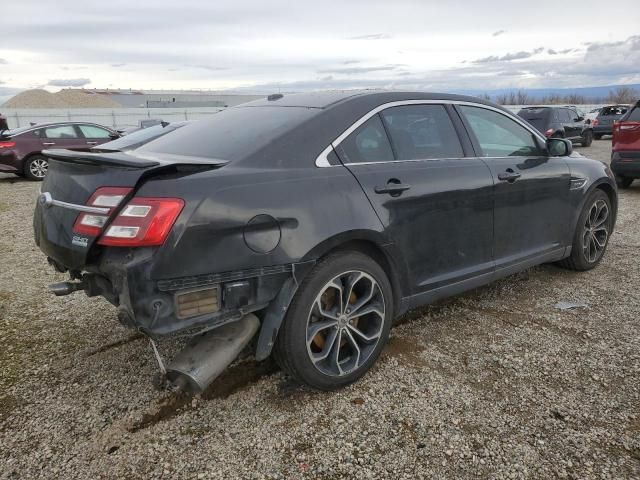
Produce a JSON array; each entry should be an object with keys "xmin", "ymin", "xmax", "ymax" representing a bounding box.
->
[{"xmin": 34, "ymin": 149, "xmax": 226, "ymax": 270}]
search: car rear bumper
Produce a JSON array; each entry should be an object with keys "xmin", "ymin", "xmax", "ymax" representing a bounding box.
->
[
  {"xmin": 48, "ymin": 247, "xmax": 292, "ymax": 338},
  {"xmin": 593, "ymin": 125, "xmax": 613, "ymax": 135},
  {"xmin": 0, "ymin": 152, "xmax": 21, "ymax": 173},
  {"xmin": 611, "ymin": 151, "xmax": 640, "ymax": 178}
]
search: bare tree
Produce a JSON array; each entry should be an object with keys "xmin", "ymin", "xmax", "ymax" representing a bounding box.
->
[{"xmin": 607, "ymin": 86, "xmax": 639, "ymax": 104}]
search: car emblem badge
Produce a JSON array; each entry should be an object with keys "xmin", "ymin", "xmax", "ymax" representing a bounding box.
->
[{"xmin": 39, "ymin": 192, "xmax": 53, "ymax": 208}]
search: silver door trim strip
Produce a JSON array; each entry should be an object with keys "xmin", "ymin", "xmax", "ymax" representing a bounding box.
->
[{"xmin": 315, "ymin": 99, "xmax": 547, "ymax": 167}]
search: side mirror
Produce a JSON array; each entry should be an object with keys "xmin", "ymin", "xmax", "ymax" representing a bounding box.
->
[
  {"xmin": 547, "ymin": 137, "xmax": 572, "ymax": 157},
  {"xmin": 109, "ymin": 133, "xmax": 120, "ymax": 140},
  {"xmin": 576, "ymin": 116, "xmax": 584, "ymax": 122}
]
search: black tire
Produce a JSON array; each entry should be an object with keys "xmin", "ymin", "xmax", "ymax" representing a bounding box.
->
[
  {"xmin": 274, "ymin": 250, "xmax": 394, "ymax": 390},
  {"xmin": 615, "ymin": 175, "xmax": 633, "ymax": 189},
  {"xmin": 558, "ymin": 189, "xmax": 612, "ymax": 271},
  {"xmin": 24, "ymin": 155, "xmax": 49, "ymax": 181},
  {"xmin": 594, "ymin": 133, "xmax": 603, "ymax": 140},
  {"xmin": 581, "ymin": 130, "xmax": 593, "ymax": 147}
]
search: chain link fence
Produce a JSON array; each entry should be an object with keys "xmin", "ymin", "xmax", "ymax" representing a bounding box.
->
[{"xmin": 1, "ymin": 107, "xmax": 226, "ymax": 130}]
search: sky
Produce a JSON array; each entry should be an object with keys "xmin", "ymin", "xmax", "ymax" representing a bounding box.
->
[{"xmin": 0, "ymin": 0, "xmax": 639, "ymax": 97}]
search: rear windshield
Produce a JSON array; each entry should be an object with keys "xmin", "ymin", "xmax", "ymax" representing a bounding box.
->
[
  {"xmin": 137, "ymin": 106, "xmax": 318, "ymax": 161},
  {"xmin": 96, "ymin": 122, "xmax": 186, "ymax": 152},
  {"xmin": 517, "ymin": 108, "xmax": 550, "ymax": 132},
  {"xmin": 600, "ymin": 106, "xmax": 628, "ymax": 116}
]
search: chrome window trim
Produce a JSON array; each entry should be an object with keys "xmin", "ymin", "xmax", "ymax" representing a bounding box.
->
[
  {"xmin": 315, "ymin": 99, "xmax": 547, "ymax": 167},
  {"xmin": 38, "ymin": 192, "xmax": 110, "ymax": 214}
]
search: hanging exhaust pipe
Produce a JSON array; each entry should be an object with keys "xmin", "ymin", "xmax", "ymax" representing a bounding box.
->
[{"xmin": 166, "ymin": 314, "xmax": 260, "ymax": 393}]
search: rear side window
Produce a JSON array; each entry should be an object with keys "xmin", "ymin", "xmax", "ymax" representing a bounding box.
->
[
  {"xmin": 380, "ymin": 105, "xmax": 463, "ymax": 160},
  {"xmin": 338, "ymin": 115, "xmax": 393, "ymax": 164},
  {"xmin": 459, "ymin": 106, "xmax": 544, "ymax": 157},
  {"xmin": 44, "ymin": 125, "xmax": 79, "ymax": 139},
  {"xmin": 600, "ymin": 106, "xmax": 628, "ymax": 116},
  {"xmin": 79, "ymin": 125, "xmax": 112, "ymax": 138}
]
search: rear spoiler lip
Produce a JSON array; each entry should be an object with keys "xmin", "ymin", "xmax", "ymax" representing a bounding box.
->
[{"xmin": 42, "ymin": 149, "xmax": 229, "ymax": 169}]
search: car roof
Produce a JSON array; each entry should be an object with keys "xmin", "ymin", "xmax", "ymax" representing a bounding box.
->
[{"xmin": 239, "ymin": 90, "xmax": 499, "ymax": 110}]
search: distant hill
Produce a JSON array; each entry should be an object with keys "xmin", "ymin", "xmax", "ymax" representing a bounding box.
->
[{"xmin": 3, "ymin": 89, "xmax": 121, "ymax": 108}]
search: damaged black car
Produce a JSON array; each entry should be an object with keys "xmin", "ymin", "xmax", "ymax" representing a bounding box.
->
[{"xmin": 33, "ymin": 91, "xmax": 617, "ymax": 392}]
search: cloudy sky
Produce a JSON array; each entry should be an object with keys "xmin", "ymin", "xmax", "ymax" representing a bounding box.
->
[{"xmin": 1, "ymin": 0, "xmax": 639, "ymax": 95}]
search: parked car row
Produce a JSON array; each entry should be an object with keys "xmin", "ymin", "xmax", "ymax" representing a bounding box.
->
[{"xmin": 0, "ymin": 120, "xmax": 187, "ymax": 180}]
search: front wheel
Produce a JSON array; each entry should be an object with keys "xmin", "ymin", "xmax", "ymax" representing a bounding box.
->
[
  {"xmin": 558, "ymin": 189, "xmax": 612, "ymax": 271},
  {"xmin": 24, "ymin": 155, "xmax": 49, "ymax": 181},
  {"xmin": 274, "ymin": 251, "xmax": 393, "ymax": 390}
]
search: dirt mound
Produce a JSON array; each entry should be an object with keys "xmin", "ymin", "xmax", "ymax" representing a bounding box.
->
[{"xmin": 3, "ymin": 89, "xmax": 120, "ymax": 108}]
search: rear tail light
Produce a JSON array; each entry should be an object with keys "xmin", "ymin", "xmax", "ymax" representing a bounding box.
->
[
  {"xmin": 73, "ymin": 187, "xmax": 132, "ymax": 236},
  {"xmin": 544, "ymin": 129, "xmax": 554, "ymax": 137},
  {"xmin": 593, "ymin": 119, "xmax": 599, "ymax": 127},
  {"xmin": 98, "ymin": 197, "xmax": 184, "ymax": 247},
  {"xmin": 0, "ymin": 141, "xmax": 16, "ymax": 149}
]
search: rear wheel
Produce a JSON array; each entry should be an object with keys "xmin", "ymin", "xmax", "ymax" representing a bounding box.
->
[
  {"xmin": 558, "ymin": 189, "xmax": 612, "ymax": 271},
  {"xmin": 615, "ymin": 175, "xmax": 633, "ymax": 189},
  {"xmin": 594, "ymin": 133, "xmax": 603, "ymax": 140},
  {"xmin": 24, "ymin": 155, "xmax": 49, "ymax": 181},
  {"xmin": 274, "ymin": 251, "xmax": 393, "ymax": 390},
  {"xmin": 581, "ymin": 130, "xmax": 593, "ymax": 147}
]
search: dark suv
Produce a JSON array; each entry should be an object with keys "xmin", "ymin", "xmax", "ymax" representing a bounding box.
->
[
  {"xmin": 518, "ymin": 106, "xmax": 593, "ymax": 146},
  {"xmin": 0, "ymin": 122, "xmax": 119, "ymax": 180},
  {"xmin": 593, "ymin": 105, "xmax": 629, "ymax": 139}
]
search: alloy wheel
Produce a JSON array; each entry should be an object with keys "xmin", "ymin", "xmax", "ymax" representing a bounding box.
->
[
  {"xmin": 582, "ymin": 199, "xmax": 609, "ymax": 263},
  {"xmin": 306, "ymin": 271, "xmax": 385, "ymax": 377},
  {"xmin": 29, "ymin": 158, "xmax": 48, "ymax": 178}
]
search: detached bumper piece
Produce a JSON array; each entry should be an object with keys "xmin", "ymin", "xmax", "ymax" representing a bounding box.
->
[{"xmin": 166, "ymin": 313, "xmax": 260, "ymax": 393}]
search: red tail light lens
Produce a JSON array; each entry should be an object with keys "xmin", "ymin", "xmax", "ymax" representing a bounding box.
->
[
  {"xmin": 73, "ymin": 187, "xmax": 132, "ymax": 236},
  {"xmin": 98, "ymin": 197, "xmax": 184, "ymax": 247},
  {"xmin": 0, "ymin": 141, "xmax": 16, "ymax": 149},
  {"xmin": 544, "ymin": 129, "xmax": 554, "ymax": 137},
  {"xmin": 593, "ymin": 119, "xmax": 599, "ymax": 127}
]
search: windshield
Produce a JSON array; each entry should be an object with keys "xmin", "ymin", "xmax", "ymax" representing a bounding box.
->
[
  {"xmin": 137, "ymin": 106, "xmax": 318, "ymax": 161},
  {"xmin": 94, "ymin": 122, "xmax": 187, "ymax": 152},
  {"xmin": 517, "ymin": 108, "xmax": 550, "ymax": 133}
]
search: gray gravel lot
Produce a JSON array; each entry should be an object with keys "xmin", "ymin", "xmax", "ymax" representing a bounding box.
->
[{"xmin": 1, "ymin": 139, "xmax": 639, "ymax": 479}]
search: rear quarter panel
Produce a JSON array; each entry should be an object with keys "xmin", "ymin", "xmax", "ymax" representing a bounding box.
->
[{"xmin": 135, "ymin": 164, "xmax": 388, "ymax": 281}]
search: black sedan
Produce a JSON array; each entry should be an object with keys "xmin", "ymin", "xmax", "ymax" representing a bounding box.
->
[{"xmin": 33, "ymin": 91, "xmax": 617, "ymax": 392}]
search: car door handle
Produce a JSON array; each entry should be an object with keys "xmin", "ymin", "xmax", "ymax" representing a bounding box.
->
[
  {"xmin": 42, "ymin": 142, "xmax": 56, "ymax": 146},
  {"xmin": 86, "ymin": 141, "xmax": 98, "ymax": 145},
  {"xmin": 497, "ymin": 170, "xmax": 521, "ymax": 182},
  {"xmin": 374, "ymin": 183, "xmax": 411, "ymax": 196}
]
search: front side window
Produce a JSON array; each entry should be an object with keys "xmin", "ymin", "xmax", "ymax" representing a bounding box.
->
[
  {"xmin": 459, "ymin": 106, "xmax": 544, "ymax": 157},
  {"xmin": 44, "ymin": 125, "xmax": 78, "ymax": 139},
  {"xmin": 338, "ymin": 115, "xmax": 393, "ymax": 164},
  {"xmin": 79, "ymin": 125, "xmax": 112, "ymax": 138},
  {"xmin": 380, "ymin": 105, "xmax": 463, "ymax": 160}
]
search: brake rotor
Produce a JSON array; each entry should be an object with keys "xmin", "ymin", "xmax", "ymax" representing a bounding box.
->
[{"xmin": 312, "ymin": 289, "xmax": 359, "ymax": 350}]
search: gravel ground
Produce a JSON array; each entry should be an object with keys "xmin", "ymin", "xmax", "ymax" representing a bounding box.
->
[{"xmin": 1, "ymin": 139, "xmax": 639, "ymax": 479}]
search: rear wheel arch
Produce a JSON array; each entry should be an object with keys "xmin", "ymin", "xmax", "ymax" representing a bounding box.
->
[
  {"xmin": 21, "ymin": 151, "xmax": 44, "ymax": 173},
  {"xmin": 301, "ymin": 234, "xmax": 406, "ymax": 317}
]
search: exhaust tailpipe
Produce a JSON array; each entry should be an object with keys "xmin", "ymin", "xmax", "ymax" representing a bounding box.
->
[
  {"xmin": 166, "ymin": 314, "xmax": 260, "ymax": 393},
  {"xmin": 48, "ymin": 281, "xmax": 85, "ymax": 296}
]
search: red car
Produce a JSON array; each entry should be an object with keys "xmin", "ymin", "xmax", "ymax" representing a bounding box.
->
[
  {"xmin": 612, "ymin": 100, "xmax": 640, "ymax": 189},
  {"xmin": 0, "ymin": 122, "xmax": 119, "ymax": 180}
]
